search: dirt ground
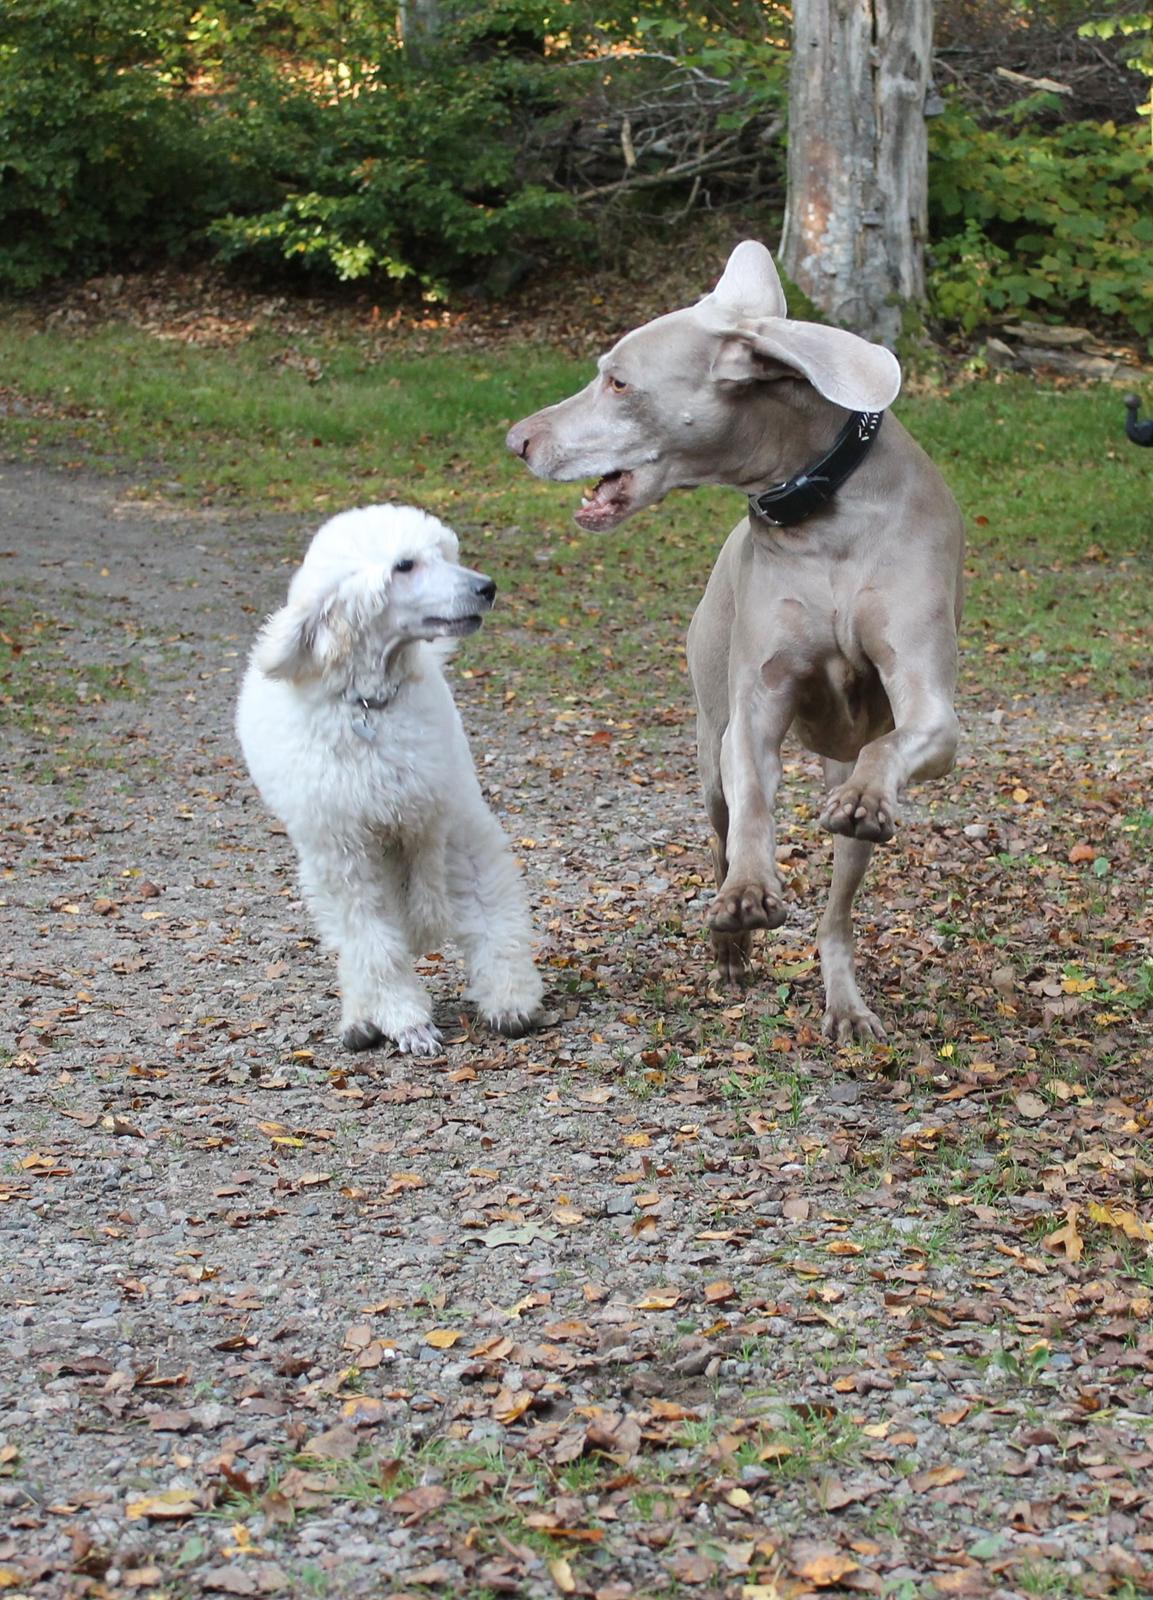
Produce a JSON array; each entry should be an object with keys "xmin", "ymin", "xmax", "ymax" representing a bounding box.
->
[{"xmin": 1, "ymin": 460, "xmax": 1151, "ymax": 1600}]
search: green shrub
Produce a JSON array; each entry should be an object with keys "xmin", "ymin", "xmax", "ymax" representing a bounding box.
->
[
  {"xmin": 0, "ymin": 0, "xmax": 234, "ymax": 288},
  {"xmin": 928, "ymin": 104, "xmax": 1153, "ymax": 338},
  {"xmin": 208, "ymin": 48, "xmax": 586, "ymax": 290}
]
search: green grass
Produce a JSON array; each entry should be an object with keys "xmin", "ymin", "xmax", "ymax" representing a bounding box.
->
[{"xmin": 1, "ymin": 308, "xmax": 1150, "ymax": 708}]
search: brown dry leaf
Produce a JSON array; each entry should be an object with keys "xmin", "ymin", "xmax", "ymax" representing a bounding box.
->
[
  {"xmin": 391, "ymin": 1484, "xmax": 450, "ymax": 1520},
  {"xmin": 704, "ymin": 1279, "xmax": 737, "ymax": 1304},
  {"xmin": 791, "ymin": 1540, "xmax": 859, "ymax": 1586},
  {"xmin": 937, "ymin": 1403, "xmax": 970, "ymax": 1427},
  {"xmin": 635, "ymin": 1289, "xmax": 680, "ymax": 1311},
  {"xmin": 125, "ymin": 1488, "xmax": 200, "ymax": 1520},
  {"xmin": 669, "ymin": 1550, "xmax": 716, "ymax": 1584},
  {"xmin": 1042, "ymin": 1206, "xmax": 1083, "ymax": 1262},
  {"xmin": 909, "ymin": 1464, "xmax": 967, "ymax": 1493},
  {"xmin": 302, "ymin": 1423, "xmax": 358, "ymax": 1461},
  {"xmin": 553, "ymin": 1205, "xmax": 585, "ymax": 1226},
  {"xmin": 1067, "ymin": 841, "xmax": 1097, "ymax": 863},
  {"xmin": 102, "ymin": 1115, "xmax": 145, "ymax": 1138},
  {"xmin": 424, "ymin": 1328, "xmax": 463, "ymax": 1349},
  {"xmin": 1014, "ymin": 1092, "xmax": 1048, "ymax": 1121},
  {"xmin": 494, "ymin": 1388, "xmax": 536, "ymax": 1425},
  {"xmin": 826, "ymin": 1239, "xmax": 862, "ymax": 1256}
]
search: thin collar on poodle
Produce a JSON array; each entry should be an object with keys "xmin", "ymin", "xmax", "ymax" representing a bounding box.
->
[{"xmin": 346, "ymin": 686, "xmax": 400, "ymax": 740}]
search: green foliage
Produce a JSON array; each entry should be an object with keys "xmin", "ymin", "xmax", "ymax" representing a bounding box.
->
[
  {"xmin": 0, "ymin": 0, "xmax": 235, "ymax": 288},
  {"xmin": 928, "ymin": 105, "xmax": 1153, "ymax": 337},
  {"xmin": 208, "ymin": 44, "xmax": 585, "ymax": 288},
  {"xmin": 1078, "ymin": 11, "xmax": 1153, "ymax": 130}
]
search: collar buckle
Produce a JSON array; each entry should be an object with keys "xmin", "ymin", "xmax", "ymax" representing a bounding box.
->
[{"xmin": 748, "ymin": 410, "xmax": 884, "ymax": 529}]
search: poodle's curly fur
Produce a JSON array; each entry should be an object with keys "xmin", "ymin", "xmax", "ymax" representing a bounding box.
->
[{"xmin": 236, "ymin": 504, "xmax": 543, "ymax": 1055}]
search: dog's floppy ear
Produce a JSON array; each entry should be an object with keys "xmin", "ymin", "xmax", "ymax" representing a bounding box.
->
[
  {"xmin": 252, "ymin": 568, "xmax": 389, "ymax": 682},
  {"xmin": 710, "ymin": 319, "xmax": 902, "ymax": 412}
]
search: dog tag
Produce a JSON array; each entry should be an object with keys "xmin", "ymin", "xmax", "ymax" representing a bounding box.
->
[{"xmin": 351, "ymin": 715, "xmax": 376, "ymax": 743}]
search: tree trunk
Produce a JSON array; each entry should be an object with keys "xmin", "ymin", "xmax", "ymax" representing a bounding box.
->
[{"xmin": 779, "ymin": 0, "xmax": 933, "ymax": 347}]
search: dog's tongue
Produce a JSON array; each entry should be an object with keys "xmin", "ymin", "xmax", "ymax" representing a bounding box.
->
[{"xmin": 576, "ymin": 471, "xmax": 628, "ymax": 531}]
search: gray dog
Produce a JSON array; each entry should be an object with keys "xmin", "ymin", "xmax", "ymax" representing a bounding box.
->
[{"xmin": 507, "ymin": 241, "xmax": 964, "ymax": 1043}]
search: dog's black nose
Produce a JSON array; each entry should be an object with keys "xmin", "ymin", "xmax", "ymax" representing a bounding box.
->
[{"xmin": 475, "ymin": 577, "xmax": 497, "ymax": 603}]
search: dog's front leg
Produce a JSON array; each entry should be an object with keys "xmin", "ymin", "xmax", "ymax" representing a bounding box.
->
[
  {"xmin": 298, "ymin": 858, "xmax": 440, "ymax": 1056},
  {"xmin": 821, "ymin": 611, "xmax": 959, "ymax": 845},
  {"xmin": 708, "ymin": 677, "xmax": 796, "ymax": 936}
]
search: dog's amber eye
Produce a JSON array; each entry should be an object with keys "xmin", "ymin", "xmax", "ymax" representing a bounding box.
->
[
  {"xmin": 393, "ymin": 558, "xmax": 416, "ymax": 574},
  {"xmin": 607, "ymin": 375, "xmax": 628, "ymax": 394}
]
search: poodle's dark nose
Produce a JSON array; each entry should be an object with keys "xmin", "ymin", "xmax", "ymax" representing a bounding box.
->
[{"xmin": 475, "ymin": 576, "xmax": 497, "ymax": 603}]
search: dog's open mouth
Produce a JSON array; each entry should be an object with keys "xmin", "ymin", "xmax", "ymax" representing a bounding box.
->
[
  {"xmin": 424, "ymin": 615, "xmax": 483, "ymax": 636},
  {"xmin": 576, "ymin": 470, "xmax": 633, "ymax": 532}
]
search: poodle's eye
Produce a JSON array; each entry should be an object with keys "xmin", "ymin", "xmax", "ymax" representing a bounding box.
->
[
  {"xmin": 606, "ymin": 375, "xmax": 628, "ymax": 394},
  {"xmin": 393, "ymin": 558, "xmax": 416, "ymax": 574}
]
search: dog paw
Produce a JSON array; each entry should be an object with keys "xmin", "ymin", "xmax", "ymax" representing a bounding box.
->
[
  {"xmin": 708, "ymin": 883, "xmax": 787, "ymax": 933},
  {"xmin": 822, "ymin": 1001, "xmax": 887, "ymax": 1046},
  {"xmin": 819, "ymin": 783, "xmax": 896, "ymax": 844},
  {"xmin": 394, "ymin": 1022, "xmax": 443, "ymax": 1057},
  {"xmin": 485, "ymin": 1008, "xmax": 537, "ymax": 1038},
  {"xmin": 710, "ymin": 929, "xmax": 753, "ymax": 987},
  {"xmin": 342, "ymin": 1020, "xmax": 385, "ymax": 1053}
]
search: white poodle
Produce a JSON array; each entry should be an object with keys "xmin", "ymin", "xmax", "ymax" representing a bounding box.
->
[{"xmin": 236, "ymin": 504, "xmax": 544, "ymax": 1055}]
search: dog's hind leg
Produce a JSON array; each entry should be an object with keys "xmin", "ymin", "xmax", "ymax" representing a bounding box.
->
[
  {"xmin": 446, "ymin": 803, "xmax": 543, "ymax": 1037},
  {"xmin": 298, "ymin": 857, "xmax": 441, "ymax": 1056},
  {"xmin": 817, "ymin": 760, "xmax": 885, "ymax": 1045}
]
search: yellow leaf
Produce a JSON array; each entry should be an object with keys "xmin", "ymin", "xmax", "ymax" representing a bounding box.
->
[
  {"xmin": 0, "ymin": 1570, "xmax": 27, "ymax": 1591},
  {"xmin": 635, "ymin": 1291, "xmax": 680, "ymax": 1311},
  {"xmin": 826, "ymin": 1240, "xmax": 862, "ymax": 1256},
  {"xmin": 622, "ymin": 1132, "xmax": 651, "ymax": 1147},
  {"xmin": 549, "ymin": 1556, "xmax": 577, "ymax": 1594},
  {"xmin": 1087, "ymin": 1202, "xmax": 1153, "ymax": 1243},
  {"xmin": 726, "ymin": 1486, "xmax": 753, "ymax": 1508},
  {"xmin": 553, "ymin": 1206, "xmax": 585, "ymax": 1226},
  {"xmin": 1061, "ymin": 976, "xmax": 1096, "ymax": 994},
  {"xmin": 425, "ymin": 1328, "xmax": 462, "ymax": 1349},
  {"xmin": 125, "ymin": 1489, "xmax": 199, "ymax": 1520},
  {"xmin": 792, "ymin": 1544, "xmax": 859, "ymax": 1586}
]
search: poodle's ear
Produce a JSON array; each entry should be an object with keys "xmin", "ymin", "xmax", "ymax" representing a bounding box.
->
[
  {"xmin": 432, "ymin": 521, "xmax": 460, "ymax": 563},
  {"xmin": 253, "ymin": 568, "xmax": 389, "ymax": 682},
  {"xmin": 710, "ymin": 319, "xmax": 901, "ymax": 411}
]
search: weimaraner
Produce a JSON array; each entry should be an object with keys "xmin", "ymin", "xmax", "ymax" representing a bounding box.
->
[{"xmin": 507, "ymin": 240, "xmax": 964, "ymax": 1042}]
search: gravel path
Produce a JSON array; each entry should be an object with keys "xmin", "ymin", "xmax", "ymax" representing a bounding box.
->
[{"xmin": 1, "ymin": 462, "xmax": 1151, "ymax": 1600}]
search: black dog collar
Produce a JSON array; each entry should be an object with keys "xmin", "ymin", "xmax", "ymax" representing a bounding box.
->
[{"xmin": 748, "ymin": 410, "xmax": 884, "ymax": 528}]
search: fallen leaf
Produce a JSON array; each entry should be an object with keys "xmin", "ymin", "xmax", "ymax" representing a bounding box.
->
[
  {"xmin": 1014, "ymin": 1092, "xmax": 1048, "ymax": 1121},
  {"xmin": 1042, "ymin": 1206, "xmax": 1083, "ymax": 1262},
  {"xmin": 125, "ymin": 1488, "xmax": 200, "ymax": 1520},
  {"xmin": 704, "ymin": 1279, "xmax": 736, "ymax": 1304},
  {"xmin": 635, "ymin": 1290, "xmax": 680, "ymax": 1311},
  {"xmin": 1087, "ymin": 1201, "xmax": 1153, "ymax": 1243},
  {"xmin": 391, "ymin": 1484, "xmax": 450, "ymax": 1520},
  {"xmin": 301, "ymin": 1424, "xmax": 358, "ymax": 1461},
  {"xmin": 549, "ymin": 1556, "xmax": 577, "ymax": 1594},
  {"xmin": 790, "ymin": 1540, "xmax": 859, "ymax": 1586},
  {"xmin": 425, "ymin": 1328, "xmax": 463, "ymax": 1349},
  {"xmin": 909, "ymin": 1464, "xmax": 967, "ymax": 1493}
]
